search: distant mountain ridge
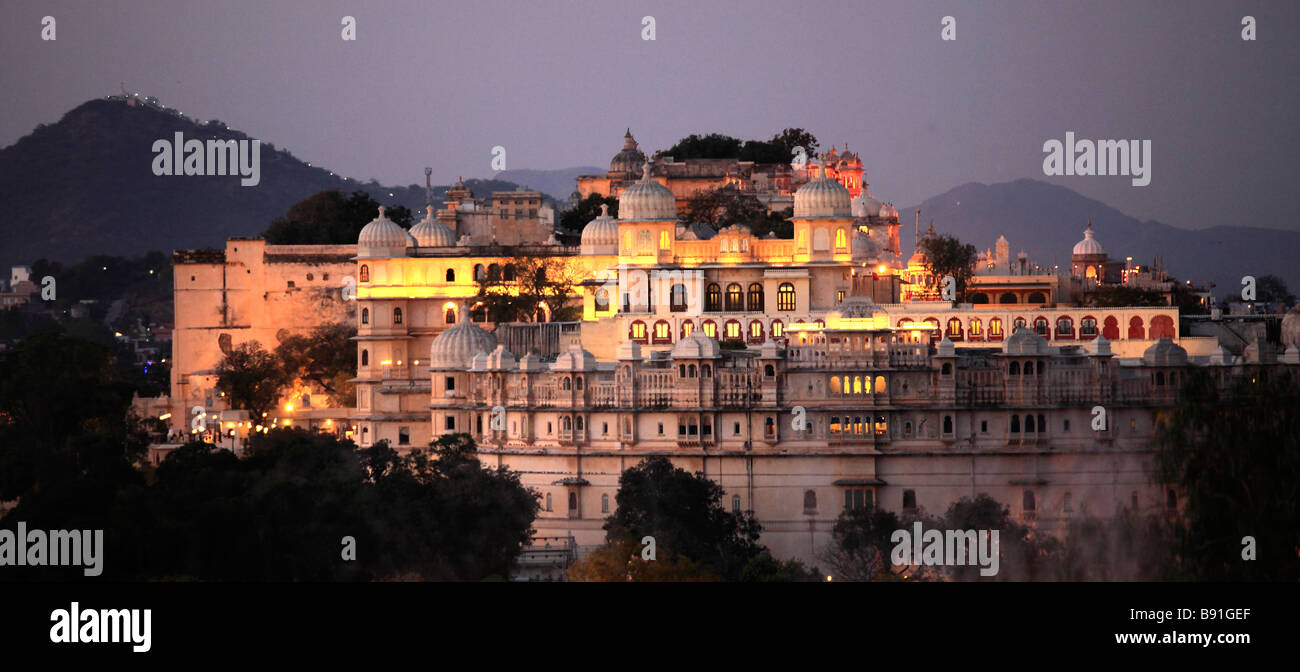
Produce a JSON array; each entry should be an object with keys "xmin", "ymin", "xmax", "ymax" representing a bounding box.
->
[
  {"xmin": 2, "ymin": 100, "xmax": 1295, "ymax": 299},
  {"xmin": 0, "ymin": 99, "xmax": 524, "ymax": 270},
  {"xmin": 901, "ymin": 179, "xmax": 1300, "ymax": 300}
]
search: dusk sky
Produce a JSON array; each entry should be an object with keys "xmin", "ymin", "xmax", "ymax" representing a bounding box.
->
[{"xmin": 2, "ymin": 0, "xmax": 1297, "ymax": 231}]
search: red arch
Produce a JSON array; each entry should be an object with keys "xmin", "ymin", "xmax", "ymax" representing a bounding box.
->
[
  {"xmin": 1103, "ymin": 316, "xmax": 1119, "ymax": 340},
  {"xmin": 1128, "ymin": 316, "xmax": 1145, "ymax": 340},
  {"xmin": 1150, "ymin": 315, "xmax": 1175, "ymax": 339}
]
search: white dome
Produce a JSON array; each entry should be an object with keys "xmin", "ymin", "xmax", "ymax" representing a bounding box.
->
[
  {"xmin": 1003, "ymin": 327, "xmax": 1051, "ymax": 355},
  {"xmin": 1072, "ymin": 224, "xmax": 1106, "ymax": 257},
  {"xmin": 850, "ymin": 228, "xmax": 878, "ymax": 261},
  {"xmin": 671, "ymin": 334, "xmax": 722, "ymax": 359},
  {"xmin": 1281, "ymin": 305, "xmax": 1300, "ymax": 349},
  {"xmin": 610, "ymin": 129, "xmax": 647, "ymax": 175},
  {"xmin": 1142, "ymin": 338, "xmax": 1188, "ymax": 366},
  {"xmin": 553, "ymin": 344, "xmax": 598, "ymax": 371},
  {"xmin": 880, "ymin": 203, "xmax": 898, "ymax": 220},
  {"xmin": 357, "ymin": 207, "xmax": 415, "ymax": 258},
  {"xmin": 794, "ymin": 164, "xmax": 852, "ymax": 219},
  {"xmin": 580, "ymin": 203, "xmax": 619, "ymax": 255},
  {"xmin": 618, "ymin": 162, "xmax": 676, "ymax": 221},
  {"xmin": 409, "ymin": 206, "xmax": 456, "ymax": 248},
  {"xmin": 851, "ymin": 191, "xmax": 883, "ymax": 218},
  {"xmin": 429, "ymin": 321, "xmax": 496, "ymax": 369}
]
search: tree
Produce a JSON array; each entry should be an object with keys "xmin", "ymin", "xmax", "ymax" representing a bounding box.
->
[
  {"xmin": 662, "ymin": 133, "xmax": 743, "ymax": 160},
  {"xmin": 1254, "ymin": 274, "xmax": 1295, "ymax": 308},
  {"xmin": 263, "ymin": 190, "xmax": 412, "ymax": 244},
  {"xmin": 1155, "ymin": 367, "xmax": 1300, "ymax": 580},
  {"xmin": 819, "ymin": 506, "xmax": 908, "ymax": 581},
  {"xmin": 568, "ymin": 538, "xmax": 719, "ymax": 581},
  {"xmin": 769, "ymin": 127, "xmax": 819, "ymax": 162},
  {"xmin": 275, "ymin": 322, "xmax": 357, "ymax": 407},
  {"xmin": 662, "ymin": 128, "xmax": 819, "ymax": 164},
  {"xmin": 214, "ymin": 341, "xmax": 289, "ymax": 422},
  {"xmin": 599, "ymin": 456, "xmax": 763, "ymax": 580},
  {"xmin": 918, "ymin": 233, "xmax": 978, "ymax": 302},
  {"xmin": 940, "ymin": 494, "xmax": 1062, "ymax": 580},
  {"xmin": 560, "ymin": 193, "xmax": 618, "ymax": 239},
  {"xmin": 475, "ymin": 256, "xmax": 583, "ymax": 323}
]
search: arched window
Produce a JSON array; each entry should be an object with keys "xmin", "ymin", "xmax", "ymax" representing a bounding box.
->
[
  {"xmin": 1155, "ymin": 371, "xmax": 1165, "ymax": 385},
  {"xmin": 748, "ymin": 320, "xmax": 764, "ymax": 343},
  {"xmin": 702, "ymin": 364, "xmax": 712, "ymax": 377},
  {"xmin": 1037, "ymin": 413, "xmax": 1045, "ymax": 432},
  {"xmin": 393, "ymin": 308, "xmax": 403, "ymax": 325},
  {"xmin": 630, "ymin": 320, "xmax": 647, "ymax": 343},
  {"xmin": 725, "ymin": 283, "xmax": 744, "ymax": 311},
  {"xmin": 777, "ymin": 283, "xmax": 796, "ymax": 311},
  {"xmin": 1000, "ymin": 292, "xmax": 1018, "ymax": 304},
  {"xmin": 1009, "ymin": 361, "xmax": 1020, "ymax": 375},
  {"xmin": 576, "ymin": 376, "xmax": 584, "ymax": 390},
  {"xmin": 853, "ymin": 376, "xmax": 863, "ymax": 395},
  {"xmin": 947, "ymin": 317, "xmax": 963, "ymax": 339},
  {"xmin": 359, "ymin": 265, "xmax": 369, "ymax": 282},
  {"xmin": 688, "ymin": 364, "xmax": 697, "ymax": 377},
  {"xmin": 602, "ymin": 494, "xmax": 610, "ymax": 513},
  {"xmin": 903, "ymin": 490, "xmax": 916, "ymax": 510},
  {"xmin": 446, "ymin": 268, "xmax": 455, "ymax": 282},
  {"xmin": 705, "ymin": 283, "xmax": 721, "ymax": 312},
  {"xmin": 488, "ymin": 264, "xmax": 502, "ymax": 281},
  {"xmin": 361, "ymin": 308, "xmax": 369, "ymax": 325},
  {"xmin": 1150, "ymin": 315, "xmax": 1175, "ymax": 339},
  {"xmin": 1080, "ymin": 316, "xmax": 1097, "ymax": 337},
  {"xmin": 834, "ymin": 228, "xmax": 847, "ymax": 249},
  {"xmin": 830, "ymin": 376, "xmax": 841, "ymax": 395},
  {"xmin": 1011, "ymin": 415, "xmax": 1021, "ymax": 432},
  {"xmin": 971, "ymin": 292, "xmax": 989, "ymax": 304},
  {"xmin": 445, "ymin": 307, "xmax": 456, "ymax": 324},
  {"xmin": 1103, "ymin": 316, "xmax": 1120, "ymax": 340},
  {"xmin": 653, "ymin": 320, "xmax": 671, "ymax": 344},
  {"xmin": 1166, "ymin": 489, "xmax": 1177, "ymax": 510},
  {"xmin": 1026, "ymin": 415, "xmax": 1036, "ymax": 432},
  {"xmin": 1028, "ymin": 292, "xmax": 1047, "ymax": 304},
  {"xmin": 562, "ymin": 416, "xmax": 572, "ymax": 430},
  {"xmin": 748, "ymin": 283, "xmax": 764, "ymax": 312},
  {"xmin": 1128, "ymin": 316, "xmax": 1145, "ymax": 339},
  {"xmin": 771, "ymin": 320, "xmax": 784, "ymax": 339},
  {"xmin": 1056, "ymin": 316, "xmax": 1073, "ymax": 337},
  {"xmin": 545, "ymin": 493, "xmax": 553, "ymax": 512},
  {"xmin": 1024, "ymin": 361, "xmax": 1034, "ymax": 375},
  {"xmin": 659, "ymin": 230, "xmax": 671, "ymax": 250},
  {"xmin": 969, "ymin": 318, "xmax": 982, "ymax": 337},
  {"xmin": 874, "ymin": 376, "xmax": 886, "ymax": 394},
  {"xmin": 561, "ymin": 377, "xmax": 571, "ymax": 391},
  {"xmin": 904, "ymin": 422, "xmax": 913, "ymax": 438},
  {"xmin": 680, "ymin": 321, "xmax": 694, "ymax": 339},
  {"xmin": 941, "ymin": 363, "xmax": 952, "ymax": 375},
  {"xmin": 764, "ymin": 364, "xmax": 775, "ymax": 376},
  {"xmin": 702, "ymin": 320, "xmax": 717, "ymax": 338},
  {"xmin": 989, "ymin": 318, "xmax": 1003, "ymax": 338},
  {"xmin": 473, "ymin": 264, "xmax": 485, "ymax": 281},
  {"xmin": 1033, "ymin": 316, "xmax": 1049, "ymax": 336},
  {"xmin": 361, "ymin": 349, "xmax": 369, "ymax": 367},
  {"xmin": 724, "ymin": 319, "xmax": 741, "ymax": 341},
  {"xmin": 670, "ymin": 283, "xmax": 688, "ymax": 312},
  {"xmin": 803, "ymin": 490, "xmax": 817, "ymax": 510},
  {"xmin": 943, "ymin": 415, "xmax": 953, "ymax": 434},
  {"xmin": 503, "ymin": 264, "xmax": 517, "ymax": 281}
]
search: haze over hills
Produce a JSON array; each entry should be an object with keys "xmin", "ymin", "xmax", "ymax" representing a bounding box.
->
[
  {"xmin": 902, "ymin": 179, "xmax": 1300, "ymax": 301},
  {"xmin": 0, "ymin": 98, "xmax": 523, "ymax": 271},
  {"xmin": 1, "ymin": 99, "xmax": 1295, "ymax": 300},
  {"xmin": 492, "ymin": 167, "xmax": 601, "ymax": 203}
]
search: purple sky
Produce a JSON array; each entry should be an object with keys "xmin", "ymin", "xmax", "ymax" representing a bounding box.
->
[{"xmin": 2, "ymin": 0, "xmax": 1297, "ymax": 230}]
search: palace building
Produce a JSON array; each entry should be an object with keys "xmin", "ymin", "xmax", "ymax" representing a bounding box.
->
[{"xmin": 167, "ymin": 139, "xmax": 1300, "ymax": 569}]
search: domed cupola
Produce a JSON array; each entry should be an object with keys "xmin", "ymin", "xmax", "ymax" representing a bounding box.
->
[
  {"xmin": 580, "ymin": 203, "xmax": 619, "ymax": 255},
  {"xmin": 618, "ymin": 162, "xmax": 676, "ymax": 221},
  {"xmin": 1072, "ymin": 221, "xmax": 1106, "ymax": 257},
  {"xmin": 671, "ymin": 334, "xmax": 722, "ymax": 359},
  {"xmin": 851, "ymin": 190, "xmax": 884, "ymax": 218},
  {"xmin": 428, "ymin": 321, "xmax": 497, "ymax": 370},
  {"xmin": 610, "ymin": 128, "xmax": 647, "ymax": 176},
  {"xmin": 409, "ymin": 205, "xmax": 457, "ymax": 249},
  {"xmin": 850, "ymin": 228, "xmax": 878, "ymax": 260},
  {"xmin": 1142, "ymin": 337, "xmax": 1188, "ymax": 366},
  {"xmin": 357, "ymin": 206, "xmax": 415, "ymax": 258},
  {"xmin": 794, "ymin": 163, "xmax": 852, "ymax": 219}
]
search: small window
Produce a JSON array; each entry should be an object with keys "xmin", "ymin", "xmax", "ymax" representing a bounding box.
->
[
  {"xmin": 602, "ymin": 494, "xmax": 610, "ymax": 513},
  {"xmin": 732, "ymin": 495, "xmax": 741, "ymax": 513},
  {"xmin": 444, "ymin": 416, "xmax": 455, "ymax": 430},
  {"xmin": 1023, "ymin": 490, "xmax": 1036, "ymax": 512},
  {"xmin": 361, "ymin": 308, "xmax": 369, "ymax": 325},
  {"xmin": 546, "ymin": 493, "xmax": 553, "ymax": 512},
  {"xmin": 359, "ymin": 265, "xmax": 369, "ymax": 282},
  {"xmin": 803, "ymin": 490, "xmax": 817, "ymax": 511},
  {"xmin": 445, "ymin": 376, "xmax": 455, "ymax": 391},
  {"xmin": 903, "ymin": 490, "xmax": 917, "ymax": 510},
  {"xmin": 393, "ymin": 307, "xmax": 403, "ymax": 324},
  {"xmin": 980, "ymin": 420, "xmax": 988, "ymax": 433},
  {"xmin": 446, "ymin": 268, "xmax": 455, "ymax": 282},
  {"xmin": 398, "ymin": 427, "xmax": 410, "ymax": 445},
  {"xmin": 361, "ymin": 350, "xmax": 369, "ymax": 366}
]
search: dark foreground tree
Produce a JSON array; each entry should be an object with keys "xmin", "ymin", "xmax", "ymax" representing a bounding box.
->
[
  {"xmin": 918, "ymin": 233, "xmax": 978, "ymax": 302},
  {"xmin": 589, "ymin": 456, "xmax": 763, "ymax": 581},
  {"xmin": 214, "ymin": 341, "xmax": 289, "ymax": 422},
  {"xmin": 263, "ymin": 189, "xmax": 412, "ymax": 244},
  {"xmin": 275, "ymin": 322, "xmax": 357, "ymax": 408},
  {"xmin": 1155, "ymin": 367, "xmax": 1300, "ymax": 580}
]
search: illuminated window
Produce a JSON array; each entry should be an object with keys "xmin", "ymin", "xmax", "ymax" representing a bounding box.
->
[
  {"xmin": 624, "ymin": 231, "xmax": 633, "ymax": 251},
  {"xmin": 726, "ymin": 283, "xmax": 744, "ymax": 311},
  {"xmin": 797, "ymin": 230, "xmax": 807, "ymax": 250},
  {"xmin": 749, "ymin": 320, "xmax": 763, "ymax": 342},
  {"xmin": 630, "ymin": 321, "xmax": 647, "ymax": 343},
  {"xmin": 653, "ymin": 320, "xmax": 671, "ymax": 344},
  {"xmin": 725, "ymin": 320, "xmax": 741, "ymax": 340},
  {"xmin": 660, "ymin": 230, "xmax": 671, "ymax": 250},
  {"xmin": 702, "ymin": 321, "xmax": 717, "ymax": 338},
  {"xmin": 670, "ymin": 283, "xmax": 688, "ymax": 312},
  {"xmin": 989, "ymin": 318, "xmax": 1002, "ymax": 337},
  {"xmin": 830, "ymin": 376, "xmax": 841, "ymax": 395},
  {"xmin": 771, "ymin": 320, "xmax": 784, "ymax": 338},
  {"xmin": 359, "ymin": 265, "xmax": 369, "ymax": 282},
  {"xmin": 681, "ymin": 321, "xmax": 694, "ymax": 338},
  {"xmin": 748, "ymin": 283, "xmax": 764, "ymax": 311},
  {"xmin": 834, "ymin": 228, "xmax": 846, "ymax": 249},
  {"xmin": 970, "ymin": 319, "xmax": 982, "ymax": 336},
  {"xmin": 836, "ymin": 289, "xmax": 845, "ymax": 304},
  {"xmin": 777, "ymin": 283, "xmax": 796, "ymax": 311},
  {"xmin": 706, "ymin": 283, "xmax": 721, "ymax": 312}
]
